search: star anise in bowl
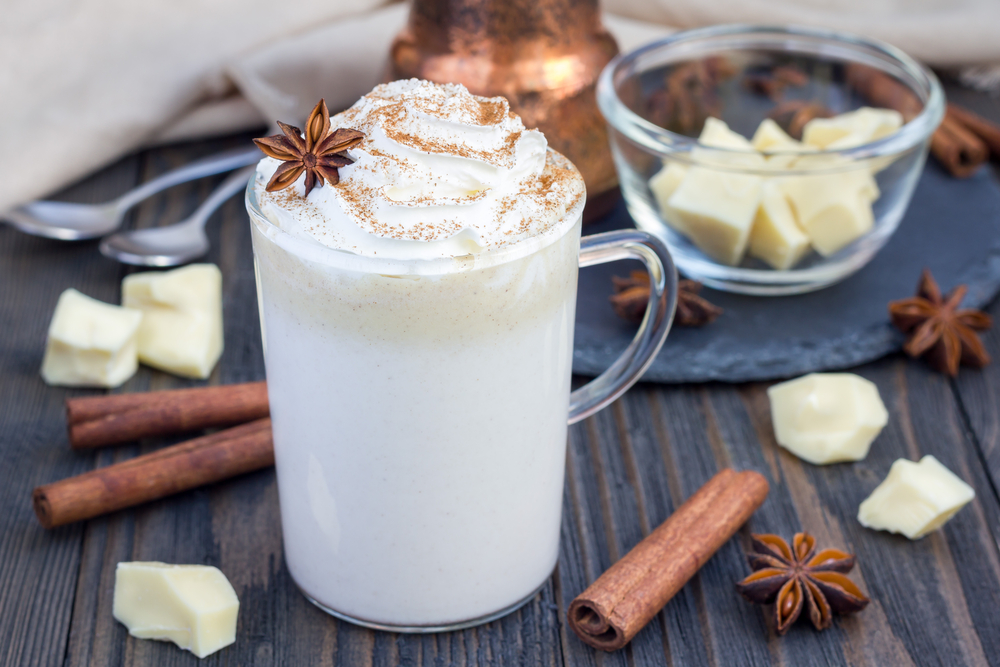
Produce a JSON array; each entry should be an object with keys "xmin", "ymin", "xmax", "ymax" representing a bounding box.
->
[
  {"xmin": 888, "ymin": 269, "xmax": 992, "ymax": 376},
  {"xmin": 610, "ymin": 271, "xmax": 722, "ymax": 327},
  {"xmin": 736, "ymin": 532, "xmax": 869, "ymax": 635},
  {"xmin": 253, "ymin": 99, "xmax": 365, "ymax": 196}
]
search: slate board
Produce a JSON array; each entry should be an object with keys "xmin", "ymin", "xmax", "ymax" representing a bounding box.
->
[{"xmin": 573, "ymin": 160, "xmax": 1000, "ymax": 383}]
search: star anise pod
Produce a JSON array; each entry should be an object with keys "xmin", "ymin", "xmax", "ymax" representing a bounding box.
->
[
  {"xmin": 743, "ymin": 66, "xmax": 809, "ymax": 101},
  {"xmin": 888, "ymin": 269, "xmax": 992, "ymax": 376},
  {"xmin": 736, "ymin": 533, "xmax": 869, "ymax": 635},
  {"xmin": 610, "ymin": 271, "xmax": 722, "ymax": 326},
  {"xmin": 253, "ymin": 99, "xmax": 365, "ymax": 196}
]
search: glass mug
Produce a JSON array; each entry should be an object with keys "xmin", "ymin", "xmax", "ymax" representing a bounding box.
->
[{"xmin": 246, "ymin": 168, "xmax": 677, "ymax": 632}]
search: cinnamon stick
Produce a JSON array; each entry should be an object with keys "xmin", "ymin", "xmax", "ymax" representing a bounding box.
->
[
  {"xmin": 568, "ymin": 469, "xmax": 769, "ymax": 651},
  {"xmin": 931, "ymin": 114, "xmax": 990, "ymax": 178},
  {"xmin": 66, "ymin": 381, "xmax": 268, "ymax": 449},
  {"xmin": 33, "ymin": 418, "xmax": 274, "ymax": 529},
  {"xmin": 946, "ymin": 103, "xmax": 1000, "ymax": 157},
  {"xmin": 845, "ymin": 64, "xmax": 923, "ymax": 121}
]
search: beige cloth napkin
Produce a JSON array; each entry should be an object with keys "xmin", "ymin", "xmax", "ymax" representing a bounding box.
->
[
  {"xmin": 3, "ymin": 0, "xmax": 998, "ymax": 213},
  {"xmin": 0, "ymin": 0, "xmax": 392, "ymax": 213},
  {"xmin": 607, "ymin": 0, "xmax": 1000, "ymax": 66}
]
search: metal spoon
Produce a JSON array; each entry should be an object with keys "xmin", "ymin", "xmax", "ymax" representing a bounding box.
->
[
  {"xmin": 2, "ymin": 147, "xmax": 260, "ymax": 240},
  {"xmin": 99, "ymin": 166, "xmax": 256, "ymax": 267}
]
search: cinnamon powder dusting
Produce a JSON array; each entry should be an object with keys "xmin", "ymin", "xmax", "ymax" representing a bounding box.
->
[{"xmin": 258, "ymin": 80, "xmax": 585, "ymax": 254}]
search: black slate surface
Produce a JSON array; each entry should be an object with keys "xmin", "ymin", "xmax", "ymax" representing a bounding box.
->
[{"xmin": 573, "ymin": 160, "xmax": 1000, "ymax": 383}]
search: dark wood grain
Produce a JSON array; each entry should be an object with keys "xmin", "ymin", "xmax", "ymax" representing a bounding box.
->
[
  {"xmin": 2, "ymin": 94, "xmax": 1000, "ymax": 666},
  {"xmin": 0, "ymin": 151, "xmax": 142, "ymax": 667}
]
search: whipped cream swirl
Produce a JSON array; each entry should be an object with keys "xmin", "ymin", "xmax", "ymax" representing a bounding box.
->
[{"xmin": 254, "ymin": 79, "xmax": 584, "ymax": 260}]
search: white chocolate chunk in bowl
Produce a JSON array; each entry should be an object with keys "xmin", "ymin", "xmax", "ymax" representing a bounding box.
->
[
  {"xmin": 666, "ymin": 166, "xmax": 764, "ymax": 266},
  {"xmin": 779, "ymin": 157, "xmax": 879, "ymax": 257},
  {"xmin": 660, "ymin": 118, "xmax": 766, "ymax": 266},
  {"xmin": 751, "ymin": 119, "xmax": 817, "ymax": 169},
  {"xmin": 648, "ymin": 162, "xmax": 689, "ymax": 233},
  {"xmin": 699, "ymin": 116, "xmax": 756, "ymax": 151},
  {"xmin": 748, "ymin": 181, "xmax": 811, "ymax": 270},
  {"xmin": 803, "ymin": 106, "xmax": 904, "ymax": 150}
]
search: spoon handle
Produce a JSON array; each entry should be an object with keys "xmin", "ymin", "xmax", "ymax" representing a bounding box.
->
[
  {"xmin": 187, "ymin": 166, "xmax": 257, "ymax": 228},
  {"xmin": 114, "ymin": 147, "xmax": 260, "ymax": 212}
]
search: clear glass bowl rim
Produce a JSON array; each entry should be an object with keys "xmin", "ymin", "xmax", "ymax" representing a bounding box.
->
[{"xmin": 596, "ymin": 23, "xmax": 945, "ymax": 162}]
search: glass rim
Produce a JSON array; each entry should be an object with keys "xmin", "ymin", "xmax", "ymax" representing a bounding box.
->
[
  {"xmin": 244, "ymin": 152, "xmax": 586, "ymax": 277},
  {"xmin": 596, "ymin": 23, "xmax": 945, "ymax": 162}
]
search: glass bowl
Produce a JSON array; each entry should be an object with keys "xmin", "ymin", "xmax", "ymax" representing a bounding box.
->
[{"xmin": 596, "ymin": 24, "xmax": 944, "ymax": 295}]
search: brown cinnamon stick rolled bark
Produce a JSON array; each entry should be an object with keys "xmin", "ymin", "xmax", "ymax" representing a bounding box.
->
[
  {"xmin": 932, "ymin": 114, "xmax": 989, "ymax": 178},
  {"xmin": 66, "ymin": 381, "xmax": 268, "ymax": 449},
  {"xmin": 568, "ymin": 469, "xmax": 769, "ymax": 651},
  {"xmin": 34, "ymin": 418, "xmax": 274, "ymax": 529},
  {"xmin": 845, "ymin": 64, "xmax": 989, "ymax": 177},
  {"xmin": 946, "ymin": 103, "xmax": 1000, "ymax": 157},
  {"xmin": 845, "ymin": 64, "xmax": 923, "ymax": 121}
]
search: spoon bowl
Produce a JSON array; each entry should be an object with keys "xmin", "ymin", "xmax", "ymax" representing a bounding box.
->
[
  {"xmin": 100, "ymin": 225, "xmax": 211, "ymax": 267},
  {"xmin": 99, "ymin": 166, "xmax": 255, "ymax": 266},
  {"xmin": 2, "ymin": 147, "xmax": 259, "ymax": 241}
]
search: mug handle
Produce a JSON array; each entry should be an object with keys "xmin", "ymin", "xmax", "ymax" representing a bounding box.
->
[{"xmin": 567, "ymin": 230, "xmax": 678, "ymax": 425}]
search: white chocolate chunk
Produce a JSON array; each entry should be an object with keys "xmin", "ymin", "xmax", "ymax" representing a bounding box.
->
[
  {"xmin": 858, "ymin": 455, "xmax": 975, "ymax": 539},
  {"xmin": 749, "ymin": 181, "xmax": 811, "ymax": 270},
  {"xmin": 122, "ymin": 264, "xmax": 224, "ymax": 379},
  {"xmin": 768, "ymin": 373, "xmax": 888, "ymax": 464},
  {"xmin": 692, "ymin": 118, "xmax": 765, "ymax": 171},
  {"xmin": 752, "ymin": 119, "xmax": 802, "ymax": 152},
  {"xmin": 113, "ymin": 562, "xmax": 239, "ymax": 659},
  {"xmin": 667, "ymin": 167, "xmax": 763, "ymax": 265},
  {"xmin": 751, "ymin": 119, "xmax": 817, "ymax": 169},
  {"xmin": 40, "ymin": 289, "xmax": 142, "ymax": 388},
  {"xmin": 802, "ymin": 107, "xmax": 904, "ymax": 149},
  {"xmin": 792, "ymin": 154, "xmax": 881, "ymax": 201},
  {"xmin": 779, "ymin": 164, "xmax": 878, "ymax": 256},
  {"xmin": 700, "ymin": 116, "xmax": 756, "ymax": 151},
  {"xmin": 662, "ymin": 118, "xmax": 765, "ymax": 265},
  {"xmin": 649, "ymin": 162, "xmax": 689, "ymax": 233}
]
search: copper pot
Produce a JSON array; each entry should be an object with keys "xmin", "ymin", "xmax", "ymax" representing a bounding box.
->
[{"xmin": 387, "ymin": 0, "xmax": 620, "ymax": 222}]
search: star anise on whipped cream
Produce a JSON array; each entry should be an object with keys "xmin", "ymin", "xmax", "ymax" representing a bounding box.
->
[{"xmin": 253, "ymin": 99, "xmax": 365, "ymax": 196}]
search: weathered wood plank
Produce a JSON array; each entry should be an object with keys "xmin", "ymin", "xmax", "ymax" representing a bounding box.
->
[
  {"xmin": 648, "ymin": 386, "xmax": 781, "ymax": 667},
  {"xmin": 951, "ymin": 298, "xmax": 1000, "ymax": 551},
  {"xmin": 614, "ymin": 390, "xmax": 715, "ymax": 666},
  {"xmin": 0, "ymin": 153, "xmax": 140, "ymax": 667}
]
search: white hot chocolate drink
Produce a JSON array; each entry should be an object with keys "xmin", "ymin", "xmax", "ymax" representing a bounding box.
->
[{"xmin": 249, "ymin": 80, "xmax": 587, "ymax": 629}]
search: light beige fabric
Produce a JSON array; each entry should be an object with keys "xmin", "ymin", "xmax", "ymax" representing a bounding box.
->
[
  {"xmin": 2, "ymin": 0, "xmax": 997, "ymax": 212},
  {"xmin": 0, "ymin": 0, "xmax": 392, "ymax": 212},
  {"xmin": 605, "ymin": 0, "xmax": 1000, "ymax": 66}
]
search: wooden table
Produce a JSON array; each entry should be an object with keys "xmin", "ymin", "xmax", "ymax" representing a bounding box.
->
[{"xmin": 3, "ymin": 88, "xmax": 1000, "ymax": 667}]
